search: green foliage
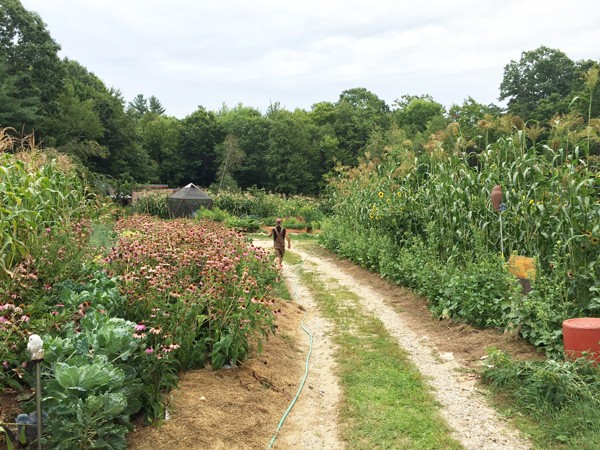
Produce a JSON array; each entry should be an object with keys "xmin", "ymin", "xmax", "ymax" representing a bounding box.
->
[
  {"xmin": 335, "ymin": 88, "xmax": 391, "ymax": 163},
  {"xmin": 43, "ymin": 82, "xmax": 107, "ymax": 163},
  {"xmin": 393, "ymin": 94, "xmax": 446, "ymax": 134},
  {"xmin": 93, "ymin": 88, "xmax": 159, "ymax": 183},
  {"xmin": 216, "ymin": 104, "xmax": 270, "ymax": 189},
  {"xmin": 224, "ymin": 215, "xmax": 261, "ymax": 232},
  {"xmin": 194, "ymin": 206, "xmax": 232, "ymax": 222},
  {"xmin": 448, "ymin": 96, "xmax": 503, "ymax": 148},
  {"xmin": 0, "ymin": 150, "xmax": 96, "ymax": 276},
  {"xmin": 500, "ymin": 46, "xmax": 576, "ymax": 122},
  {"xmin": 130, "ymin": 190, "xmax": 169, "ymax": 219},
  {"xmin": 321, "ymin": 125, "xmax": 599, "ymax": 354},
  {"xmin": 41, "ymin": 310, "xmax": 146, "ymax": 449},
  {"xmin": 266, "ymin": 108, "xmax": 318, "ymax": 194},
  {"xmin": 482, "ymin": 350, "xmax": 600, "ymax": 448},
  {"xmin": 136, "ymin": 113, "xmax": 182, "ymax": 186},
  {"xmin": 212, "ymin": 188, "xmax": 326, "ymax": 228},
  {"xmin": 178, "ymin": 107, "xmax": 225, "ymax": 186},
  {"xmin": 0, "ymin": 148, "xmax": 113, "ymax": 392},
  {"xmin": 0, "ymin": 60, "xmax": 40, "ymax": 129},
  {"xmin": 0, "ymin": 0, "xmax": 65, "ymax": 132},
  {"xmin": 213, "ymin": 134, "xmax": 245, "ymax": 192},
  {"xmin": 507, "ymin": 243, "xmax": 595, "ymax": 357},
  {"xmin": 195, "ymin": 207, "xmax": 262, "ymax": 232}
]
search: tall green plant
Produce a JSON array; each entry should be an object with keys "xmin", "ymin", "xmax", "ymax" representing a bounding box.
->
[
  {"xmin": 0, "ymin": 149, "xmax": 95, "ymax": 276},
  {"xmin": 322, "ymin": 125, "xmax": 599, "ymax": 353}
]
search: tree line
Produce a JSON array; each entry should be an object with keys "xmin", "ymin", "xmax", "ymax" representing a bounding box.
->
[{"xmin": 1, "ymin": 0, "xmax": 599, "ymax": 195}]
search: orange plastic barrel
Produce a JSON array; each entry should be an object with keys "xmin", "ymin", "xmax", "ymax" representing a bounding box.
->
[{"xmin": 562, "ymin": 318, "xmax": 600, "ymax": 363}]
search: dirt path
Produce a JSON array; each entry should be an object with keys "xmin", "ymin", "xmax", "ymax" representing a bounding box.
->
[
  {"xmin": 128, "ymin": 239, "xmax": 540, "ymax": 449},
  {"xmin": 269, "ymin": 247, "xmax": 344, "ymax": 449},
  {"xmin": 280, "ymin": 241, "xmax": 532, "ymax": 450}
]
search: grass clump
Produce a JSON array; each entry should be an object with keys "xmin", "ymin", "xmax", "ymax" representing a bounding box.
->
[{"xmin": 481, "ymin": 349, "xmax": 600, "ymax": 448}]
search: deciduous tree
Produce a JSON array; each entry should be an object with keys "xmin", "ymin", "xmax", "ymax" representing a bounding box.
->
[
  {"xmin": 217, "ymin": 104, "xmax": 270, "ymax": 189},
  {"xmin": 499, "ymin": 46, "xmax": 576, "ymax": 122},
  {"xmin": 178, "ymin": 107, "xmax": 225, "ymax": 187}
]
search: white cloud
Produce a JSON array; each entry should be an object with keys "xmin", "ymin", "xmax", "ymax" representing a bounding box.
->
[{"xmin": 18, "ymin": 0, "xmax": 600, "ymax": 117}]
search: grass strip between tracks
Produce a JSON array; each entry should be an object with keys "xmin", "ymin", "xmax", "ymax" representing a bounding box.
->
[{"xmin": 290, "ymin": 250, "xmax": 462, "ymax": 449}]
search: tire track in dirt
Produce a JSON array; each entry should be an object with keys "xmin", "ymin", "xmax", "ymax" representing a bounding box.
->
[
  {"xmin": 281, "ymin": 242, "xmax": 531, "ymax": 450},
  {"xmin": 255, "ymin": 239, "xmax": 344, "ymax": 450}
]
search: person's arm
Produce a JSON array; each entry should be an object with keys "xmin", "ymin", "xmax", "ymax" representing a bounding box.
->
[{"xmin": 268, "ymin": 227, "xmax": 273, "ymax": 238}]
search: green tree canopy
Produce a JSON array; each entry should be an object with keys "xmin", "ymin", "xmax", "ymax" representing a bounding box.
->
[
  {"xmin": 266, "ymin": 109, "xmax": 318, "ymax": 194},
  {"xmin": 43, "ymin": 82, "xmax": 107, "ymax": 163},
  {"xmin": 217, "ymin": 104, "xmax": 270, "ymax": 189},
  {"xmin": 138, "ymin": 113, "xmax": 182, "ymax": 186},
  {"xmin": 392, "ymin": 94, "xmax": 446, "ymax": 135},
  {"xmin": 127, "ymin": 94, "xmax": 149, "ymax": 119},
  {"xmin": 499, "ymin": 46, "xmax": 576, "ymax": 122},
  {"xmin": 448, "ymin": 97, "xmax": 502, "ymax": 148},
  {"xmin": 334, "ymin": 88, "xmax": 391, "ymax": 163},
  {"xmin": 0, "ymin": 0, "xmax": 64, "ymax": 132},
  {"xmin": 0, "ymin": 59, "xmax": 39, "ymax": 130},
  {"xmin": 178, "ymin": 107, "xmax": 225, "ymax": 187}
]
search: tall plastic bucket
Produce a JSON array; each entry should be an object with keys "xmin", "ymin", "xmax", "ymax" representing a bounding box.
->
[{"xmin": 562, "ymin": 318, "xmax": 600, "ymax": 363}]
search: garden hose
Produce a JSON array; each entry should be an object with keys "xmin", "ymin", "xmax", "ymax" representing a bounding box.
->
[{"xmin": 267, "ymin": 258, "xmax": 313, "ymax": 449}]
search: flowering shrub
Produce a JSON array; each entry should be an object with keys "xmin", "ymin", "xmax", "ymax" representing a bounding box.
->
[{"xmin": 106, "ymin": 214, "xmax": 280, "ymax": 370}]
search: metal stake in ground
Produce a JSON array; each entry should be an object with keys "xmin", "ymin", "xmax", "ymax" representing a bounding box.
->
[{"xmin": 27, "ymin": 334, "xmax": 45, "ymax": 450}]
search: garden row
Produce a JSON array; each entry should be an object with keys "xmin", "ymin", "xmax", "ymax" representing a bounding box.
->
[
  {"xmin": 319, "ymin": 129, "xmax": 599, "ymax": 357},
  {"xmin": 131, "ymin": 186, "xmax": 327, "ymax": 232},
  {"xmin": 0, "ymin": 147, "xmax": 282, "ymax": 448}
]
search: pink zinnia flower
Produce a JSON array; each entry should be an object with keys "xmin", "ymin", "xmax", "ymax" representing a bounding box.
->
[
  {"xmin": 134, "ymin": 324, "xmax": 146, "ymax": 331},
  {"xmin": 145, "ymin": 347, "xmax": 154, "ymax": 354}
]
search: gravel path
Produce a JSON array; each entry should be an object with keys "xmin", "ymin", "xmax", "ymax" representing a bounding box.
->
[{"xmin": 259, "ymin": 239, "xmax": 531, "ymax": 450}]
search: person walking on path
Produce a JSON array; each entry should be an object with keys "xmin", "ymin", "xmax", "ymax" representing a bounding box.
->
[{"xmin": 268, "ymin": 218, "xmax": 291, "ymax": 269}]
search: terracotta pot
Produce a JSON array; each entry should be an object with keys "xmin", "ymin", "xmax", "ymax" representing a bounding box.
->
[{"xmin": 562, "ymin": 318, "xmax": 600, "ymax": 363}]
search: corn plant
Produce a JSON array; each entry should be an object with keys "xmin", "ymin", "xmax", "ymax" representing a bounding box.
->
[
  {"xmin": 322, "ymin": 125, "xmax": 599, "ymax": 351},
  {"xmin": 0, "ymin": 150, "xmax": 94, "ymax": 276}
]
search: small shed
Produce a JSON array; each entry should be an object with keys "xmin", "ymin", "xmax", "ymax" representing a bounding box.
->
[{"xmin": 167, "ymin": 183, "xmax": 213, "ymax": 218}]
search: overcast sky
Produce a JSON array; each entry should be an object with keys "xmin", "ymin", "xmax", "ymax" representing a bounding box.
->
[{"xmin": 18, "ymin": 0, "xmax": 600, "ymax": 119}]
